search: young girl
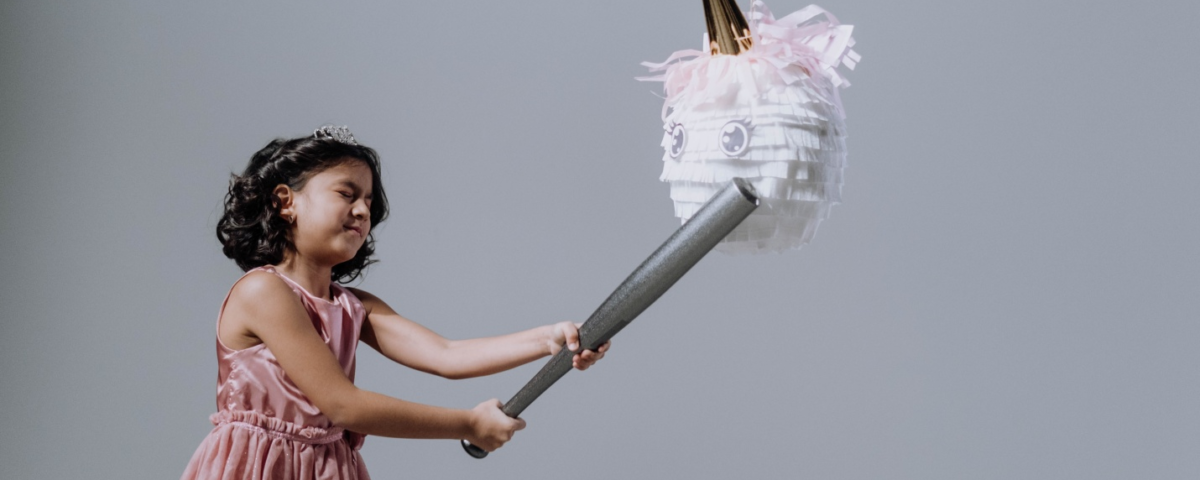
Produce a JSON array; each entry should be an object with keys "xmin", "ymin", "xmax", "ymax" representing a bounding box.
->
[{"xmin": 182, "ymin": 126, "xmax": 610, "ymax": 479}]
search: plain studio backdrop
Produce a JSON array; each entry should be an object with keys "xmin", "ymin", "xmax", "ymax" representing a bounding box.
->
[{"xmin": 2, "ymin": 0, "xmax": 1197, "ymax": 478}]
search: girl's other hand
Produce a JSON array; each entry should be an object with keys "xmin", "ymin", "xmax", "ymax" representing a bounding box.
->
[
  {"xmin": 467, "ymin": 399, "xmax": 526, "ymax": 452},
  {"xmin": 548, "ymin": 321, "xmax": 612, "ymax": 371}
]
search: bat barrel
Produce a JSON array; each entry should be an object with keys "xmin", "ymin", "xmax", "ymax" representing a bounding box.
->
[
  {"xmin": 463, "ymin": 178, "xmax": 759, "ymax": 458},
  {"xmin": 575, "ymin": 177, "xmax": 759, "ymax": 350}
]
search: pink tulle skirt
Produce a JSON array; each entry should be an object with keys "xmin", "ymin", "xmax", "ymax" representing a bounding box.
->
[{"xmin": 181, "ymin": 412, "xmax": 370, "ymax": 480}]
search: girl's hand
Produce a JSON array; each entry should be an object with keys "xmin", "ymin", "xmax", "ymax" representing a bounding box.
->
[
  {"xmin": 547, "ymin": 321, "xmax": 612, "ymax": 371},
  {"xmin": 466, "ymin": 399, "xmax": 526, "ymax": 452}
]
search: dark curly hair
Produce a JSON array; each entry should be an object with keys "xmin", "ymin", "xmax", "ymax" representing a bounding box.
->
[{"xmin": 216, "ymin": 133, "xmax": 390, "ymax": 284}]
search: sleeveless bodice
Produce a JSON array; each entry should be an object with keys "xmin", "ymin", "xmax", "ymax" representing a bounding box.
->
[
  {"xmin": 213, "ymin": 266, "xmax": 365, "ymax": 438},
  {"xmin": 183, "ymin": 266, "xmax": 371, "ymax": 479}
]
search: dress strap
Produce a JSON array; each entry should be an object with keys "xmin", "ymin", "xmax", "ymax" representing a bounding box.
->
[{"xmin": 258, "ymin": 266, "xmax": 342, "ymax": 305}]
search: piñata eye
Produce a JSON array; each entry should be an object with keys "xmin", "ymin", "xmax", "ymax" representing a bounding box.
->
[
  {"xmin": 668, "ymin": 122, "xmax": 687, "ymax": 158},
  {"xmin": 718, "ymin": 120, "xmax": 751, "ymax": 157}
]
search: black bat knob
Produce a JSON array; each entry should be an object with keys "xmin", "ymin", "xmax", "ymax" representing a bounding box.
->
[{"xmin": 461, "ymin": 439, "xmax": 489, "ymax": 459}]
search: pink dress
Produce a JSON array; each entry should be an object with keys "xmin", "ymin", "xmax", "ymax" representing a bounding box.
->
[{"xmin": 183, "ymin": 266, "xmax": 371, "ymax": 480}]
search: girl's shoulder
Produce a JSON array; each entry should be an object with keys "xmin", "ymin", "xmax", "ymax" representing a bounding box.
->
[
  {"xmin": 219, "ymin": 269, "xmax": 309, "ymax": 351},
  {"xmin": 345, "ymin": 287, "xmax": 410, "ymax": 320},
  {"xmin": 344, "ymin": 286, "xmax": 382, "ymax": 313},
  {"xmin": 234, "ymin": 267, "xmax": 293, "ymax": 292},
  {"xmin": 227, "ymin": 269, "xmax": 305, "ymax": 312}
]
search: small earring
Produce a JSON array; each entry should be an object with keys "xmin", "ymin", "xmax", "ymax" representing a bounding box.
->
[{"xmin": 284, "ymin": 214, "xmax": 294, "ymax": 224}]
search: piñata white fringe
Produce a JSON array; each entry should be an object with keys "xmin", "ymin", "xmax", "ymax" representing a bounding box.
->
[{"xmin": 640, "ymin": 1, "xmax": 858, "ymax": 254}]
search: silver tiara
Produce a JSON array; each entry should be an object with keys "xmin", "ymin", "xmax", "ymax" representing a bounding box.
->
[{"xmin": 313, "ymin": 125, "xmax": 358, "ymax": 145}]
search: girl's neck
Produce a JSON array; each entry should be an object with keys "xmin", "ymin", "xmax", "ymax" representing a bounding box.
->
[{"xmin": 274, "ymin": 254, "xmax": 334, "ymax": 301}]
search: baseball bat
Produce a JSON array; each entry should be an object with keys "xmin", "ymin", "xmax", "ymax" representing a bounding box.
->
[{"xmin": 462, "ymin": 178, "xmax": 759, "ymax": 458}]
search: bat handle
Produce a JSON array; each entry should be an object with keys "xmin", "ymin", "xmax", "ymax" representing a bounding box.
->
[
  {"xmin": 461, "ymin": 439, "xmax": 489, "ymax": 459},
  {"xmin": 459, "ymin": 348, "xmax": 575, "ymax": 459}
]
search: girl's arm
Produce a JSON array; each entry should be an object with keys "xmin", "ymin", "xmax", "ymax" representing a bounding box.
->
[
  {"xmin": 349, "ymin": 288, "xmax": 609, "ymax": 380},
  {"xmin": 221, "ymin": 272, "xmax": 523, "ymax": 451}
]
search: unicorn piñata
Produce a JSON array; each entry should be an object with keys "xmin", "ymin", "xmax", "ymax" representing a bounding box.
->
[{"xmin": 641, "ymin": 0, "xmax": 860, "ymax": 254}]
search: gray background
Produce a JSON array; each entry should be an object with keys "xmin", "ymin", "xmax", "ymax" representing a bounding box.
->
[{"xmin": 2, "ymin": 0, "xmax": 1197, "ymax": 478}]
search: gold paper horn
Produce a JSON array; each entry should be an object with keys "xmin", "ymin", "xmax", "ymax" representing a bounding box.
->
[{"xmin": 704, "ymin": 0, "xmax": 753, "ymax": 55}]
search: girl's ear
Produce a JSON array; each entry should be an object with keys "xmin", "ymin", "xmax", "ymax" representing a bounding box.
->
[{"xmin": 273, "ymin": 184, "xmax": 296, "ymax": 224}]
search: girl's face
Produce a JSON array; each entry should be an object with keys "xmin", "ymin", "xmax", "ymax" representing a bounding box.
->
[{"xmin": 284, "ymin": 160, "xmax": 374, "ymax": 266}]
